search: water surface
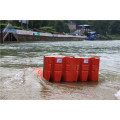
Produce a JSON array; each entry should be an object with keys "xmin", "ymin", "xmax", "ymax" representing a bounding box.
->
[{"xmin": 0, "ymin": 40, "xmax": 120, "ymax": 99}]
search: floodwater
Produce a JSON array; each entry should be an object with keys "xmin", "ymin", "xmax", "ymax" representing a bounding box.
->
[{"xmin": 0, "ymin": 40, "xmax": 120, "ymax": 100}]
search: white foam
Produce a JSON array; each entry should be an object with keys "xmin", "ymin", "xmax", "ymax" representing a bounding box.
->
[
  {"xmin": 3, "ymin": 67, "xmax": 51, "ymax": 91},
  {"xmin": 3, "ymin": 70, "xmax": 25, "ymax": 89},
  {"xmin": 115, "ymin": 90, "xmax": 120, "ymax": 100},
  {"xmin": 3, "ymin": 68, "xmax": 31, "ymax": 85}
]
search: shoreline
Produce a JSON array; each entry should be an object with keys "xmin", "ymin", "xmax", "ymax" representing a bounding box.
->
[{"xmin": 0, "ymin": 33, "xmax": 120, "ymax": 43}]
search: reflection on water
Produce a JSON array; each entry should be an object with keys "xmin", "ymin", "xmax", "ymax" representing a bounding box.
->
[{"xmin": 0, "ymin": 40, "xmax": 120, "ymax": 99}]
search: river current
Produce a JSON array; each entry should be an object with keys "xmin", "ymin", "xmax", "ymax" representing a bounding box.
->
[{"xmin": 0, "ymin": 40, "xmax": 120, "ymax": 100}]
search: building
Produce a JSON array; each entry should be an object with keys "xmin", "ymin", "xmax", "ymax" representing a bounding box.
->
[
  {"xmin": 68, "ymin": 21, "xmax": 76, "ymax": 31},
  {"xmin": 73, "ymin": 24, "xmax": 94, "ymax": 35}
]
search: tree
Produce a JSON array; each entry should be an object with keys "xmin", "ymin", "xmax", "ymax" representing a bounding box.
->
[
  {"xmin": 48, "ymin": 20, "xmax": 56, "ymax": 28},
  {"xmin": 4, "ymin": 20, "xmax": 120, "ymax": 35},
  {"xmin": 31, "ymin": 20, "xmax": 43, "ymax": 29},
  {"xmin": 55, "ymin": 21, "xmax": 64, "ymax": 33},
  {"xmin": 110, "ymin": 20, "xmax": 120, "ymax": 34},
  {"xmin": 64, "ymin": 23, "xmax": 70, "ymax": 33},
  {"xmin": 40, "ymin": 26, "xmax": 56, "ymax": 33}
]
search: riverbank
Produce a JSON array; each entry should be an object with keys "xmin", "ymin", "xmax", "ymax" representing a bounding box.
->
[
  {"xmin": 110, "ymin": 34, "xmax": 120, "ymax": 40},
  {"xmin": 0, "ymin": 33, "xmax": 85, "ymax": 43},
  {"xmin": 1, "ymin": 33, "xmax": 120, "ymax": 43},
  {"xmin": 18, "ymin": 34, "xmax": 85, "ymax": 42},
  {"xmin": 102, "ymin": 34, "xmax": 120, "ymax": 40}
]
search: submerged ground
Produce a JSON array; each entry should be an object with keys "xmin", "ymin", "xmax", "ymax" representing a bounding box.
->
[{"xmin": 0, "ymin": 40, "xmax": 120, "ymax": 100}]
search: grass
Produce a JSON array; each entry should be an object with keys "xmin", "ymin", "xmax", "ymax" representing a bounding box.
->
[
  {"xmin": 102, "ymin": 34, "xmax": 120, "ymax": 40},
  {"xmin": 110, "ymin": 34, "xmax": 120, "ymax": 40}
]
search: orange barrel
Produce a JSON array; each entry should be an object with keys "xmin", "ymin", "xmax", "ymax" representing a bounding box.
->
[
  {"xmin": 75, "ymin": 58, "xmax": 80, "ymax": 81},
  {"xmin": 63, "ymin": 57, "xmax": 78, "ymax": 82},
  {"xmin": 43, "ymin": 56, "xmax": 53, "ymax": 81},
  {"xmin": 89, "ymin": 57, "xmax": 100, "ymax": 82},
  {"xmin": 52, "ymin": 57, "xmax": 64, "ymax": 82},
  {"xmin": 79, "ymin": 58, "xmax": 90, "ymax": 82},
  {"xmin": 33, "ymin": 68, "xmax": 43, "ymax": 79}
]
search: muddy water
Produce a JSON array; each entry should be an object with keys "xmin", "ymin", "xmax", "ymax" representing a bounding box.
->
[{"xmin": 0, "ymin": 40, "xmax": 120, "ymax": 100}]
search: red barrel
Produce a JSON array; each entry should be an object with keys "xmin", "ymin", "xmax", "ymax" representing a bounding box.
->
[
  {"xmin": 89, "ymin": 57, "xmax": 100, "ymax": 82},
  {"xmin": 75, "ymin": 58, "xmax": 80, "ymax": 82},
  {"xmin": 43, "ymin": 56, "xmax": 53, "ymax": 81},
  {"xmin": 52, "ymin": 57, "xmax": 64, "ymax": 82},
  {"xmin": 63, "ymin": 57, "xmax": 78, "ymax": 82},
  {"xmin": 43, "ymin": 56, "xmax": 100, "ymax": 82},
  {"xmin": 79, "ymin": 58, "xmax": 90, "ymax": 82}
]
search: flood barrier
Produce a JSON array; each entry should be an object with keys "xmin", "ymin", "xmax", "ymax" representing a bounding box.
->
[{"xmin": 43, "ymin": 56, "xmax": 100, "ymax": 82}]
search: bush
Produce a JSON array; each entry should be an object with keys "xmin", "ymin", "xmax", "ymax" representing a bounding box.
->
[
  {"xmin": 67, "ymin": 33, "xmax": 73, "ymax": 35},
  {"xmin": 52, "ymin": 32, "xmax": 58, "ymax": 34},
  {"xmin": 0, "ymin": 24, "xmax": 22, "ymax": 30},
  {"xmin": 0, "ymin": 24, "xmax": 7, "ymax": 28},
  {"xmin": 40, "ymin": 26, "xmax": 56, "ymax": 34},
  {"xmin": 13, "ymin": 26, "xmax": 22, "ymax": 30},
  {"xmin": 109, "ymin": 34, "xmax": 120, "ymax": 40},
  {"xmin": 102, "ymin": 35, "xmax": 112, "ymax": 40}
]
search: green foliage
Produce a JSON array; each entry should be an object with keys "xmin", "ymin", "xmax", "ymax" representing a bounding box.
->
[
  {"xmin": 110, "ymin": 21, "xmax": 120, "ymax": 34},
  {"xmin": 13, "ymin": 26, "xmax": 22, "ymax": 30},
  {"xmin": 109, "ymin": 34, "xmax": 120, "ymax": 40},
  {"xmin": 40, "ymin": 26, "xmax": 56, "ymax": 33},
  {"xmin": 29, "ymin": 20, "xmax": 43, "ymax": 29},
  {"xmin": 64, "ymin": 23, "xmax": 70, "ymax": 33},
  {"xmin": 0, "ymin": 23, "xmax": 22, "ymax": 30},
  {"xmin": 101, "ymin": 34, "xmax": 120, "ymax": 40},
  {"xmin": 74, "ymin": 20, "xmax": 120, "ymax": 35},
  {"xmin": 52, "ymin": 32, "xmax": 58, "ymax": 34},
  {"xmin": 0, "ymin": 24, "xmax": 7, "ymax": 28},
  {"xmin": 101, "ymin": 35, "xmax": 112, "ymax": 40},
  {"xmin": 2, "ymin": 20, "xmax": 120, "ymax": 36},
  {"xmin": 55, "ymin": 21, "xmax": 65, "ymax": 33},
  {"xmin": 67, "ymin": 33, "xmax": 73, "ymax": 35},
  {"xmin": 55, "ymin": 21, "xmax": 70, "ymax": 33},
  {"xmin": 48, "ymin": 20, "xmax": 56, "ymax": 28},
  {"xmin": 9, "ymin": 20, "xmax": 20, "ymax": 26}
]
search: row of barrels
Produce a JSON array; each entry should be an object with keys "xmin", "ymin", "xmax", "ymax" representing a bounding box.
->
[{"xmin": 43, "ymin": 56, "xmax": 100, "ymax": 82}]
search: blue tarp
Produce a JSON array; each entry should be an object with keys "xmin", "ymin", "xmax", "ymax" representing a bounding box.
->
[
  {"xmin": 78, "ymin": 24, "xmax": 94, "ymax": 27},
  {"xmin": 86, "ymin": 35, "xmax": 95, "ymax": 40},
  {"xmin": 3, "ymin": 28, "xmax": 17, "ymax": 33},
  {"xmin": 88, "ymin": 31, "xmax": 96, "ymax": 34}
]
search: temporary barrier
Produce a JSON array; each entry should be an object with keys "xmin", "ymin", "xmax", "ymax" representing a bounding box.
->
[
  {"xmin": 52, "ymin": 57, "xmax": 64, "ymax": 82},
  {"xmin": 79, "ymin": 58, "xmax": 90, "ymax": 82},
  {"xmin": 43, "ymin": 56, "xmax": 100, "ymax": 82},
  {"xmin": 33, "ymin": 68, "xmax": 43, "ymax": 79},
  {"xmin": 43, "ymin": 56, "xmax": 53, "ymax": 81},
  {"xmin": 88, "ymin": 57, "xmax": 100, "ymax": 82},
  {"xmin": 63, "ymin": 57, "xmax": 77, "ymax": 82}
]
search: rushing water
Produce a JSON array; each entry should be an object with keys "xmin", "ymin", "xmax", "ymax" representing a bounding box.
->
[{"xmin": 0, "ymin": 40, "xmax": 120, "ymax": 100}]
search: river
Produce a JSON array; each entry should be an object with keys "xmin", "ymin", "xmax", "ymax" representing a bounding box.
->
[{"xmin": 0, "ymin": 40, "xmax": 120, "ymax": 100}]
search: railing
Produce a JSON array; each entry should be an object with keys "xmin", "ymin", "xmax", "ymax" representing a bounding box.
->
[
  {"xmin": 2, "ymin": 28, "xmax": 86, "ymax": 39},
  {"xmin": 17, "ymin": 30, "xmax": 86, "ymax": 38}
]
